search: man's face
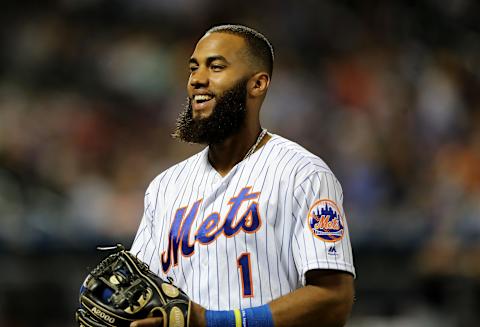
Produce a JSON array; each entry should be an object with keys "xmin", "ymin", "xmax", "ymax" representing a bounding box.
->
[
  {"xmin": 187, "ymin": 32, "xmax": 252, "ymax": 119},
  {"xmin": 173, "ymin": 77, "xmax": 248, "ymax": 144},
  {"xmin": 172, "ymin": 33, "xmax": 253, "ymax": 144}
]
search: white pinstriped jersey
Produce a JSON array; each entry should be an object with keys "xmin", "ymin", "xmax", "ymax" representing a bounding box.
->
[{"xmin": 131, "ymin": 134, "xmax": 355, "ymax": 310}]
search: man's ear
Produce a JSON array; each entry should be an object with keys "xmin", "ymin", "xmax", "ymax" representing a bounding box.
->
[{"xmin": 248, "ymin": 72, "xmax": 270, "ymax": 97}]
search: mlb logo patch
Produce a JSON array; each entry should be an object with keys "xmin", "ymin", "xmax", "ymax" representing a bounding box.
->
[{"xmin": 308, "ymin": 199, "xmax": 344, "ymax": 242}]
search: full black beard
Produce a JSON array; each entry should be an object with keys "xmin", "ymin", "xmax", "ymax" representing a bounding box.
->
[{"xmin": 172, "ymin": 78, "xmax": 248, "ymax": 145}]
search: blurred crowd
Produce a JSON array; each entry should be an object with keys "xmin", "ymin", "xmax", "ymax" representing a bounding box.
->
[{"xmin": 1, "ymin": 0, "xmax": 480, "ymax": 283}]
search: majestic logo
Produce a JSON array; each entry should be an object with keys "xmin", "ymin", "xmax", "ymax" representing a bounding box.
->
[
  {"xmin": 308, "ymin": 199, "xmax": 344, "ymax": 242},
  {"xmin": 327, "ymin": 245, "xmax": 338, "ymax": 256},
  {"xmin": 161, "ymin": 187, "xmax": 261, "ymax": 273}
]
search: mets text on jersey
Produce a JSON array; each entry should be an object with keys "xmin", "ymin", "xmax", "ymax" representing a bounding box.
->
[{"xmin": 161, "ymin": 187, "xmax": 261, "ymax": 273}]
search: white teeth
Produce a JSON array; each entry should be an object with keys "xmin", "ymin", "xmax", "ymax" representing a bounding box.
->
[{"xmin": 194, "ymin": 95, "xmax": 213, "ymax": 102}]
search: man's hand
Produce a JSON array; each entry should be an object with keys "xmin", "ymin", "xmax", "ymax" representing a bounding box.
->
[
  {"xmin": 130, "ymin": 317, "xmax": 162, "ymax": 327},
  {"xmin": 130, "ymin": 302, "xmax": 206, "ymax": 327}
]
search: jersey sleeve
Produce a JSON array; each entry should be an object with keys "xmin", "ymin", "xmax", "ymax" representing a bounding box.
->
[
  {"xmin": 291, "ymin": 171, "xmax": 355, "ymax": 285},
  {"xmin": 130, "ymin": 181, "xmax": 157, "ymax": 265}
]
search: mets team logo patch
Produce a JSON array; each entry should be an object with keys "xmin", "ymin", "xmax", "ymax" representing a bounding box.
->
[{"xmin": 308, "ymin": 199, "xmax": 344, "ymax": 242}]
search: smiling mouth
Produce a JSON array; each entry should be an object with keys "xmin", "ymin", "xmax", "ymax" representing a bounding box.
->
[
  {"xmin": 192, "ymin": 94, "xmax": 215, "ymax": 111},
  {"xmin": 193, "ymin": 94, "xmax": 214, "ymax": 104}
]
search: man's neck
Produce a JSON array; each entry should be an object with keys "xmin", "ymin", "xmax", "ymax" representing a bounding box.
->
[{"xmin": 208, "ymin": 123, "xmax": 269, "ymax": 177}]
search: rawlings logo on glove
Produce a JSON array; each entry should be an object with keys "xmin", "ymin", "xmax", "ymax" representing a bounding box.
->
[{"xmin": 75, "ymin": 244, "xmax": 191, "ymax": 327}]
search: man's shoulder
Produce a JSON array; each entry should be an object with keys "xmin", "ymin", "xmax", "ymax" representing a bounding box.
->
[
  {"xmin": 146, "ymin": 148, "xmax": 208, "ymax": 192},
  {"xmin": 270, "ymin": 134, "xmax": 333, "ymax": 176}
]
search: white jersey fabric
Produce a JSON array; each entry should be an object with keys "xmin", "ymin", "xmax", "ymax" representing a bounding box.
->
[{"xmin": 131, "ymin": 133, "xmax": 355, "ymax": 310}]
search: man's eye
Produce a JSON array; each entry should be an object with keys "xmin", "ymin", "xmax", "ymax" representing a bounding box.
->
[
  {"xmin": 211, "ymin": 65, "xmax": 224, "ymax": 71},
  {"xmin": 189, "ymin": 66, "xmax": 198, "ymax": 72}
]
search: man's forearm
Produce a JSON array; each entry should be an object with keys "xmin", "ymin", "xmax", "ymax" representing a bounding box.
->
[
  {"xmin": 131, "ymin": 271, "xmax": 354, "ymax": 327},
  {"xmin": 269, "ymin": 271, "xmax": 354, "ymax": 327}
]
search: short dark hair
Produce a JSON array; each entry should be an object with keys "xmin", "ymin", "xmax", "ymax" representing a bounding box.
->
[{"xmin": 206, "ymin": 24, "xmax": 274, "ymax": 77}]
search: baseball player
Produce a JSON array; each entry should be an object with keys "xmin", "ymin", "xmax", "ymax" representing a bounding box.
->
[{"xmin": 130, "ymin": 24, "xmax": 355, "ymax": 327}]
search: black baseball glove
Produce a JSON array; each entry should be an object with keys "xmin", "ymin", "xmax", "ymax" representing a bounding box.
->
[{"xmin": 75, "ymin": 244, "xmax": 191, "ymax": 327}]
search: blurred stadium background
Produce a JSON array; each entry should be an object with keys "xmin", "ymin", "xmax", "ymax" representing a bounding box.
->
[{"xmin": 1, "ymin": 0, "xmax": 479, "ymax": 326}]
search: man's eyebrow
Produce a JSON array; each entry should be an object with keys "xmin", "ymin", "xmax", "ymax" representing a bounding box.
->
[
  {"xmin": 188, "ymin": 55, "xmax": 230, "ymax": 65},
  {"xmin": 206, "ymin": 55, "xmax": 229, "ymax": 65}
]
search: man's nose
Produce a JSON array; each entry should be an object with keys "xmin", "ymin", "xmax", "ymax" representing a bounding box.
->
[{"xmin": 189, "ymin": 67, "xmax": 209, "ymax": 88}]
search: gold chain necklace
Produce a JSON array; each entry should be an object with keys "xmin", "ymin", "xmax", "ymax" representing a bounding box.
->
[{"xmin": 243, "ymin": 128, "xmax": 268, "ymax": 160}]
